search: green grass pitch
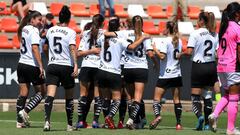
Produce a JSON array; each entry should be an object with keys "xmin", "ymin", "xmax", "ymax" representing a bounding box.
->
[{"xmin": 0, "ymin": 111, "xmax": 237, "ymax": 135}]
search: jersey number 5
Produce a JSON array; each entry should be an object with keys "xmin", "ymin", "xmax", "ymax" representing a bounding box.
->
[{"xmin": 53, "ymin": 37, "xmax": 62, "ymax": 54}]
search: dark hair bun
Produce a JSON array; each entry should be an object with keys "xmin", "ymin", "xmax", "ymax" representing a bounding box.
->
[{"xmin": 59, "ymin": 5, "xmax": 71, "ymax": 23}]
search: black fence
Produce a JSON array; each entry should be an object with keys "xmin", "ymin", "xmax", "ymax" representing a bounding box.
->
[{"xmin": 0, "ymin": 52, "xmax": 193, "ymax": 100}]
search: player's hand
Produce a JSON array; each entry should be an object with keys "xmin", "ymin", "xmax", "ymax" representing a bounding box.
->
[
  {"xmin": 71, "ymin": 64, "xmax": 78, "ymax": 78},
  {"xmin": 39, "ymin": 66, "xmax": 45, "ymax": 79},
  {"xmin": 91, "ymin": 47, "xmax": 101, "ymax": 55}
]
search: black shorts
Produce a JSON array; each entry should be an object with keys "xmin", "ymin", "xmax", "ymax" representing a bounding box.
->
[
  {"xmin": 156, "ymin": 77, "xmax": 183, "ymax": 89},
  {"xmin": 78, "ymin": 67, "xmax": 98, "ymax": 83},
  {"xmin": 17, "ymin": 63, "xmax": 45, "ymax": 85},
  {"xmin": 46, "ymin": 64, "xmax": 75, "ymax": 89},
  {"xmin": 97, "ymin": 70, "xmax": 122, "ymax": 90},
  {"xmin": 123, "ymin": 68, "xmax": 148, "ymax": 83},
  {"xmin": 191, "ymin": 62, "xmax": 217, "ymax": 88}
]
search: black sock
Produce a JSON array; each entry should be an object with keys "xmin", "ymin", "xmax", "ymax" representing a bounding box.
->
[
  {"xmin": 77, "ymin": 96, "xmax": 87, "ymax": 122},
  {"xmin": 140, "ymin": 100, "xmax": 146, "ymax": 119},
  {"xmin": 203, "ymin": 98, "xmax": 213, "ymax": 125},
  {"xmin": 93, "ymin": 96, "xmax": 102, "ymax": 122},
  {"xmin": 191, "ymin": 94, "xmax": 202, "ymax": 118},
  {"xmin": 16, "ymin": 96, "xmax": 27, "ymax": 122},
  {"xmin": 102, "ymin": 98, "xmax": 111, "ymax": 117},
  {"xmin": 65, "ymin": 99, "xmax": 74, "ymax": 126},
  {"xmin": 83, "ymin": 97, "xmax": 92, "ymax": 122},
  {"xmin": 119, "ymin": 98, "xmax": 127, "ymax": 122},
  {"xmin": 44, "ymin": 96, "xmax": 54, "ymax": 122},
  {"xmin": 25, "ymin": 93, "xmax": 43, "ymax": 113},
  {"xmin": 174, "ymin": 103, "xmax": 182, "ymax": 125},
  {"xmin": 108, "ymin": 100, "xmax": 121, "ymax": 118},
  {"xmin": 153, "ymin": 100, "xmax": 161, "ymax": 117},
  {"xmin": 129, "ymin": 101, "xmax": 140, "ymax": 121}
]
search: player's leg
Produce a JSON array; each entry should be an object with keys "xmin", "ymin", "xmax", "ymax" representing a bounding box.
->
[
  {"xmin": 172, "ymin": 87, "xmax": 183, "ymax": 130},
  {"xmin": 149, "ymin": 86, "xmax": 165, "ymax": 129}
]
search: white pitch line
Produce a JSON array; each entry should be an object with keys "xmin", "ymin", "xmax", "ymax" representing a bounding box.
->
[{"xmin": 0, "ymin": 120, "xmax": 61, "ymax": 124}]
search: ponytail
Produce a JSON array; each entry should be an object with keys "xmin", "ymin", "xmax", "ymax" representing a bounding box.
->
[
  {"xmin": 17, "ymin": 10, "xmax": 42, "ymax": 40},
  {"xmin": 218, "ymin": 10, "xmax": 229, "ymax": 42},
  {"xmin": 89, "ymin": 14, "xmax": 104, "ymax": 49}
]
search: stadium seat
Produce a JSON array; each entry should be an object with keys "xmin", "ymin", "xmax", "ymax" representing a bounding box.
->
[
  {"xmin": 128, "ymin": 4, "xmax": 148, "ymax": 18},
  {"xmin": 50, "ymin": 2, "xmax": 64, "ymax": 16},
  {"xmin": 69, "ymin": 19, "xmax": 81, "ymax": 33},
  {"xmin": 52, "ymin": 19, "xmax": 57, "ymax": 25},
  {"xmin": 216, "ymin": 20, "xmax": 220, "ymax": 33},
  {"xmin": 166, "ymin": 5, "xmax": 173, "ymax": 18},
  {"xmin": 114, "ymin": 4, "xmax": 128, "ymax": 18},
  {"xmin": 188, "ymin": 6, "xmax": 200, "ymax": 19},
  {"xmin": 33, "ymin": 2, "xmax": 48, "ymax": 15},
  {"xmin": 178, "ymin": 22, "xmax": 194, "ymax": 35},
  {"xmin": 147, "ymin": 5, "xmax": 167, "ymax": 18},
  {"xmin": 76, "ymin": 34, "xmax": 81, "ymax": 49},
  {"xmin": 12, "ymin": 35, "xmax": 20, "ymax": 49},
  {"xmin": 204, "ymin": 6, "xmax": 221, "ymax": 19},
  {"xmin": 181, "ymin": 37, "xmax": 188, "ymax": 52},
  {"xmin": 80, "ymin": 19, "xmax": 92, "ymax": 30},
  {"xmin": 1, "ymin": 18, "xmax": 18, "ymax": 32},
  {"xmin": 103, "ymin": 20, "xmax": 108, "ymax": 30},
  {"xmin": 143, "ymin": 21, "xmax": 159, "ymax": 35},
  {"xmin": 70, "ymin": 3, "xmax": 90, "ymax": 17},
  {"xmin": 89, "ymin": 4, "xmax": 99, "ymax": 16},
  {"xmin": 158, "ymin": 21, "xmax": 166, "ymax": 34},
  {"xmin": 0, "ymin": 34, "xmax": 13, "ymax": 49},
  {"xmin": 0, "ymin": 1, "xmax": 11, "ymax": 15}
]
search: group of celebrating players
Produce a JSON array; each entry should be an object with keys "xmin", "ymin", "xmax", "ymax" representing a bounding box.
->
[{"xmin": 14, "ymin": 1, "xmax": 240, "ymax": 135}]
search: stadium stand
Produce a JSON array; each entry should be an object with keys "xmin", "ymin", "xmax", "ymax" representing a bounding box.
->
[
  {"xmin": 33, "ymin": 2, "xmax": 48, "ymax": 15},
  {"xmin": 1, "ymin": 18, "xmax": 18, "ymax": 32},
  {"xmin": 114, "ymin": 4, "xmax": 128, "ymax": 18},
  {"xmin": 50, "ymin": 2, "xmax": 64, "ymax": 16},
  {"xmin": 143, "ymin": 21, "xmax": 159, "ymax": 35},
  {"xmin": 147, "ymin": 5, "xmax": 167, "ymax": 19},
  {"xmin": 127, "ymin": 4, "xmax": 148, "ymax": 18},
  {"xmin": 0, "ymin": 34, "xmax": 13, "ymax": 49},
  {"xmin": 188, "ymin": 5, "xmax": 200, "ymax": 19}
]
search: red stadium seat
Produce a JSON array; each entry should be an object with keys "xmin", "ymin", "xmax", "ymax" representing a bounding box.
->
[
  {"xmin": 188, "ymin": 6, "xmax": 200, "ymax": 19},
  {"xmin": 147, "ymin": 5, "xmax": 167, "ymax": 18},
  {"xmin": 0, "ymin": 34, "xmax": 13, "ymax": 49},
  {"xmin": 0, "ymin": 2, "xmax": 11, "ymax": 15},
  {"xmin": 89, "ymin": 4, "xmax": 109, "ymax": 16},
  {"xmin": 70, "ymin": 3, "xmax": 90, "ymax": 17},
  {"xmin": 1, "ymin": 18, "xmax": 18, "ymax": 32},
  {"xmin": 158, "ymin": 21, "xmax": 166, "ymax": 34},
  {"xmin": 103, "ymin": 20, "xmax": 108, "ymax": 30},
  {"xmin": 181, "ymin": 37, "xmax": 188, "ymax": 52},
  {"xmin": 69, "ymin": 19, "xmax": 81, "ymax": 33},
  {"xmin": 143, "ymin": 21, "xmax": 159, "ymax": 35},
  {"xmin": 76, "ymin": 34, "xmax": 81, "ymax": 49},
  {"xmin": 166, "ymin": 5, "xmax": 173, "ymax": 18},
  {"xmin": 216, "ymin": 21, "xmax": 220, "ymax": 33},
  {"xmin": 12, "ymin": 35, "xmax": 20, "ymax": 49},
  {"xmin": 114, "ymin": 4, "xmax": 128, "ymax": 18},
  {"xmin": 50, "ymin": 2, "xmax": 64, "ymax": 16},
  {"xmin": 89, "ymin": 4, "xmax": 99, "ymax": 16}
]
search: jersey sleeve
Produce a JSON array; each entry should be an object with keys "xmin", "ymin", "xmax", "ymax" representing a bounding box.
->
[
  {"xmin": 159, "ymin": 40, "xmax": 167, "ymax": 54},
  {"xmin": 31, "ymin": 28, "xmax": 41, "ymax": 45},
  {"xmin": 187, "ymin": 32, "xmax": 197, "ymax": 48},
  {"xmin": 144, "ymin": 38, "xmax": 153, "ymax": 51},
  {"xmin": 178, "ymin": 39, "xmax": 183, "ymax": 53},
  {"xmin": 119, "ymin": 38, "xmax": 130, "ymax": 50},
  {"xmin": 69, "ymin": 31, "xmax": 76, "ymax": 46},
  {"xmin": 78, "ymin": 32, "xmax": 88, "ymax": 51},
  {"xmin": 116, "ymin": 30, "xmax": 127, "ymax": 39}
]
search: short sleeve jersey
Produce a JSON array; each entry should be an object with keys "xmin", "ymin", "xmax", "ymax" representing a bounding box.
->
[
  {"xmin": 116, "ymin": 30, "xmax": 153, "ymax": 69},
  {"xmin": 157, "ymin": 37, "xmax": 182, "ymax": 78},
  {"xmin": 98, "ymin": 36, "xmax": 130, "ymax": 74},
  {"xmin": 19, "ymin": 25, "xmax": 41, "ymax": 67},
  {"xmin": 187, "ymin": 28, "xmax": 218, "ymax": 63},
  {"xmin": 78, "ymin": 29, "xmax": 104, "ymax": 68},
  {"xmin": 46, "ymin": 25, "xmax": 76, "ymax": 67},
  {"xmin": 217, "ymin": 21, "xmax": 240, "ymax": 72}
]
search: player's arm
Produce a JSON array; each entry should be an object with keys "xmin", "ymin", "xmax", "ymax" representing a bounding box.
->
[
  {"xmin": 127, "ymin": 34, "xmax": 150, "ymax": 50},
  {"xmin": 104, "ymin": 31, "xmax": 117, "ymax": 37},
  {"xmin": 70, "ymin": 44, "xmax": 78, "ymax": 77},
  {"xmin": 43, "ymin": 38, "xmax": 49, "ymax": 59},
  {"xmin": 32, "ymin": 44, "xmax": 44, "ymax": 78},
  {"xmin": 237, "ymin": 43, "xmax": 240, "ymax": 63},
  {"xmin": 77, "ymin": 47, "xmax": 101, "ymax": 57}
]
